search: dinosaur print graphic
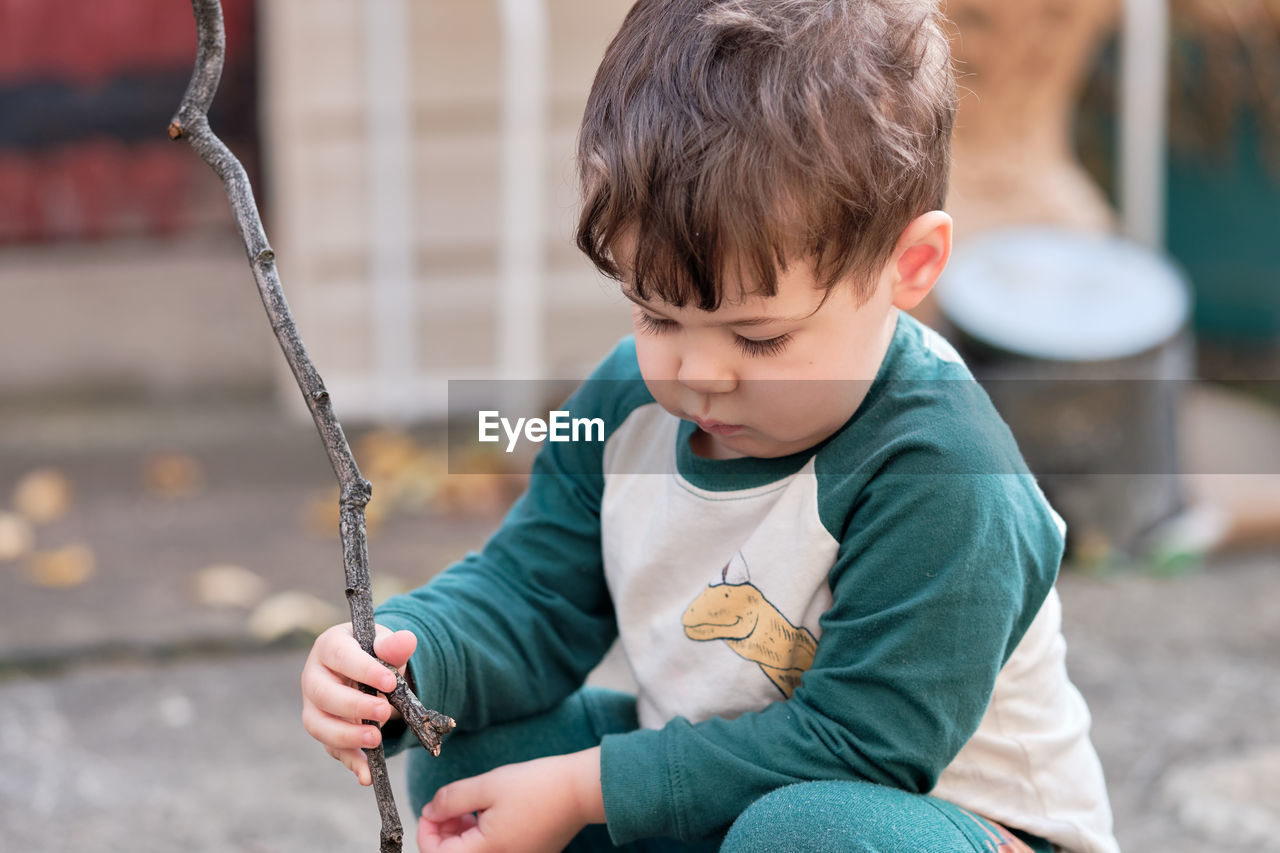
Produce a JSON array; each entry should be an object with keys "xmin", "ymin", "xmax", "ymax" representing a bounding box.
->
[{"xmin": 681, "ymin": 553, "xmax": 817, "ymax": 698}]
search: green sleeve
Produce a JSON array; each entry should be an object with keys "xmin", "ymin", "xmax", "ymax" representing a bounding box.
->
[
  {"xmin": 375, "ymin": 340, "xmax": 649, "ymax": 743},
  {"xmin": 600, "ymin": 456, "xmax": 1063, "ymax": 843}
]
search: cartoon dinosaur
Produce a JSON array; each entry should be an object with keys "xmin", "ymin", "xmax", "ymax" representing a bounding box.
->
[{"xmin": 681, "ymin": 554, "xmax": 817, "ymax": 698}]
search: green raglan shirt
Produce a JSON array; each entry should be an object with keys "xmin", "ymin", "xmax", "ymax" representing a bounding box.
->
[{"xmin": 377, "ymin": 312, "xmax": 1118, "ymax": 853}]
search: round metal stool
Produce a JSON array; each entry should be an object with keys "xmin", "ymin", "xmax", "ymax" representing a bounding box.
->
[{"xmin": 935, "ymin": 226, "xmax": 1193, "ymax": 561}]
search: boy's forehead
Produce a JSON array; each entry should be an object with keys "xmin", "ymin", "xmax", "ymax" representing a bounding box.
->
[
  {"xmin": 621, "ymin": 279, "xmax": 764, "ymax": 309},
  {"xmin": 621, "ymin": 269, "xmax": 828, "ymax": 324},
  {"xmin": 611, "ymin": 233, "xmax": 808, "ymax": 302}
]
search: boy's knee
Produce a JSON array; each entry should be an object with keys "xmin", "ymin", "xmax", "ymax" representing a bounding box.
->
[{"xmin": 721, "ymin": 781, "xmax": 937, "ymax": 853}]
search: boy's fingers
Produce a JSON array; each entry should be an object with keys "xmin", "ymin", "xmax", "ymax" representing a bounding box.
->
[
  {"xmin": 417, "ymin": 813, "xmax": 480, "ymax": 852},
  {"xmin": 416, "ymin": 814, "xmax": 450, "ymax": 852},
  {"xmin": 304, "ymin": 676, "xmax": 392, "ymax": 723},
  {"xmin": 422, "ymin": 775, "xmax": 492, "ymax": 822},
  {"xmin": 303, "ymin": 707, "xmax": 384, "ymax": 751},
  {"xmin": 326, "ymin": 746, "xmax": 373, "ymax": 786},
  {"xmin": 320, "ymin": 628, "xmax": 398, "ymax": 693}
]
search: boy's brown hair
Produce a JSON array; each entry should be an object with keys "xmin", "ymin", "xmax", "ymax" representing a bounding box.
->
[{"xmin": 576, "ymin": 0, "xmax": 955, "ymax": 310}]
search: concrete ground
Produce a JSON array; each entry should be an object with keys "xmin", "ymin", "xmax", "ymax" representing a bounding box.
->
[{"xmin": 1, "ymin": 399, "xmax": 1277, "ymax": 852}]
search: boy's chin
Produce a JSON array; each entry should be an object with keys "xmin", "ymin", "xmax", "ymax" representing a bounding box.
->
[
  {"xmin": 730, "ymin": 423, "xmax": 850, "ymax": 459},
  {"xmin": 694, "ymin": 428, "xmax": 816, "ymax": 461},
  {"xmin": 689, "ymin": 427, "xmax": 749, "ymax": 460}
]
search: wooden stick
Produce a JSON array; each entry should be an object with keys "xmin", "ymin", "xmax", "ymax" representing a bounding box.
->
[{"xmin": 169, "ymin": 2, "xmax": 454, "ymax": 849}]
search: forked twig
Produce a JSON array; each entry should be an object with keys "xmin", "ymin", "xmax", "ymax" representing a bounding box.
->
[{"xmin": 169, "ymin": 2, "xmax": 454, "ymax": 849}]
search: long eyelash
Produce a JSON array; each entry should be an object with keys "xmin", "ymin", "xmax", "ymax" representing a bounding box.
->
[
  {"xmin": 637, "ymin": 310, "xmax": 791, "ymax": 357},
  {"xmin": 635, "ymin": 312, "xmax": 677, "ymax": 334},
  {"xmin": 736, "ymin": 334, "xmax": 792, "ymax": 357}
]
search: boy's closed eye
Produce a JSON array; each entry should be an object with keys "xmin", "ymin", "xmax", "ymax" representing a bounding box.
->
[{"xmin": 634, "ymin": 311, "xmax": 793, "ymax": 358}]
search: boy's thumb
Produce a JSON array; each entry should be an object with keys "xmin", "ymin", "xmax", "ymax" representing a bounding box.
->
[{"xmin": 373, "ymin": 628, "xmax": 417, "ymax": 669}]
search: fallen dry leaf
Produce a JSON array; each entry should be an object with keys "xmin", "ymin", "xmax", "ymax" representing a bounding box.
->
[
  {"xmin": 355, "ymin": 429, "xmax": 421, "ymax": 481},
  {"xmin": 357, "ymin": 431, "xmax": 449, "ymax": 513},
  {"xmin": 248, "ymin": 590, "xmax": 341, "ymax": 642},
  {"xmin": 0, "ymin": 512, "xmax": 34, "ymax": 563},
  {"xmin": 386, "ymin": 451, "xmax": 446, "ymax": 512},
  {"xmin": 193, "ymin": 564, "xmax": 268, "ymax": 609},
  {"xmin": 24, "ymin": 545, "xmax": 95, "ymax": 588},
  {"xmin": 431, "ymin": 468, "xmax": 527, "ymax": 516},
  {"xmin": 303, "ymin": 434, "xmax": 515, "ymax": 534},
  {"xmin": 427, "ymin": 447, "xmax": 528, "ymax": 516},
  {"xmin": 301, "ymin": 487, "xmax": 340, "ymax": 536},
  {"xmin": 12, "ymin": 468, "xmax": 74, "ymax": 524},
  {"xmin": 143, "ymin": 452, "xmax": 205, "ymax": 497},
  {"xmin": 432, "ymin": 473, "xmax": 507, "ymax": 516}
]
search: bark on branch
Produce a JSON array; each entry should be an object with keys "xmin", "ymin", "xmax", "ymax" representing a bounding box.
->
[{"xmin": 170, "ymin": 2, "xmax": 454, "ymax": 850}]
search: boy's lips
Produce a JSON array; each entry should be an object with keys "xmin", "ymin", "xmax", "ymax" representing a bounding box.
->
[{"xmin": 693, "ymin": 417, "xmax": 743, "ymax": 436}]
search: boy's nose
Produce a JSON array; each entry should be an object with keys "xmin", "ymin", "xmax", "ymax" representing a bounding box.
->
[
  {"xmin": 680, "ymin": 375, "xmax": 736, "ymax": 394},
  {"xmin": 676, "ymin": 354, "xmax": 737, "ymax": 394}
]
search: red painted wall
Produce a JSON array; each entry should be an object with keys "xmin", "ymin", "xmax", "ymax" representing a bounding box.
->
[{"xmin": 0, "ymin": 0, "xmax": 258, "ymax": 243}]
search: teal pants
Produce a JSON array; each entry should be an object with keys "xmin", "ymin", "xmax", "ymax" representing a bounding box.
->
[{"xmin": 404, "ymin": 687, "xmax": 1053, "ymax": 853}]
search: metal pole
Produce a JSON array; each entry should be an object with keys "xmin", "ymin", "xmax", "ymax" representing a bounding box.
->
[
  {"xmin": 1119, "ymin": 0, "xmax": 1170, "ymax": 251},
  {"xmin": 497, "ymin": 0, "xmax": 549, "ymax": 382},
  {"xmin": 364, "ymin": 0, "xmax": 417, "ymax": 419}
]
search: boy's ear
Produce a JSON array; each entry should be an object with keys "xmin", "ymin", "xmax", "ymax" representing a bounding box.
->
[{"xmin": 887, "ymin": 211, "xmax": 952, "ymax": 311}]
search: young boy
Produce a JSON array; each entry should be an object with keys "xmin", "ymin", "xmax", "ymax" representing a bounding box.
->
[{"xmin": 301, "ymin": 1, "xmax": 1119, "ymax": 851}]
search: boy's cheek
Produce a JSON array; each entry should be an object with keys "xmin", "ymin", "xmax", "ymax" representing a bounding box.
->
[
  {"xmin": 635, "ymin": 348, "xmax": 682, "ymax": 401},
  {"xmin": 632, "ymin": 337, "xmax": 670, "ymax": 380}
]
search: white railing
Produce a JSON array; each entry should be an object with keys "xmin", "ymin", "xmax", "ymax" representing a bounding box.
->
[
  {"xmin": 355, "ymin": 0, "xmax": 550, "ymax": 421},
  {"xmin": 497, "ymin": 0, "xmax": 549, "ymax": 383},
  {"xmin": 364, "ymin": 0, "xmax": 420, "ymax": 421}
]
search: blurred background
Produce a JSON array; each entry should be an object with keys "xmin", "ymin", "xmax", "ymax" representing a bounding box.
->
[{"xmin": 1, "ymin": 0, "xmax": 1278, "ymax": 850}]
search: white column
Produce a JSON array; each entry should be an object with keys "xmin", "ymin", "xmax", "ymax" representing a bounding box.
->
[
  {"xmin": 364, "ymin": 0, "xmax": 417, "ymax": 419},
  {"xmin": 1119, "ymin": 0, "xmax": 1170, "ymax": 251},
  {"xmin": 497, "ymin": 0, "xmax": 549, "ymax": 382}
]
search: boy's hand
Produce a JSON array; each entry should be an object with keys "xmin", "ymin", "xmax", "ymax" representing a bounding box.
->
[
  {"xmin": 416, "ymin": 747, "xmax": 605, "ymax": 853},
  {"xmin": 300, "ymin": 622, "xmax": 417, "ymax": 786}
]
